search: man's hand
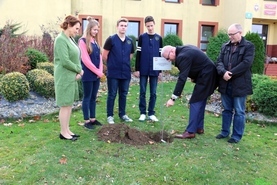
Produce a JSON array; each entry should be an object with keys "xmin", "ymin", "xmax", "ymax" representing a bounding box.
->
[
  {"xmin": 166, "ymin": 99, "xmax": 175, "ymax": 107},
  {"xmin": 223, "ymin": 71, "xmax": 232, "ymax": 81}
]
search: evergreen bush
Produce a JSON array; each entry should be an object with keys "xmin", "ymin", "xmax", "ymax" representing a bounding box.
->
[
  {"xmin": 77, "ymin": 80, "xmax": 83, "ymax": 100},
  {"xmin": 252, "ymin": 73, "xmax": 270, "ymax": 89},
  {"xmin": 130, "ymin": 51, "xmax": 137, "ymax": 72},
  {"xmin": 0, "ymin": 72, "xmax": 30, "ymax": 102},
  {"xmin": 252, "ymin": 76, "xmax": 277, "ymax": 117},
  {"xmin": 169, "ymin": 66, "xmax": 179, "ymax": 76},
  {"xmin": 33, "ymin": 73, "xmax": 55, "ymax": 98},
  {"xmin": 245, "ymin": 32, "xmax": 265, "ymax": 74},
  {"xmin": 25, "ymin": 48, "xmax": 48, "ymax": 70},
  {"xmin": 206, "ymin": 29, "xmax": 229, "ymax": 62},
  {"xmin": 26, "ymin": 69, "xmax": 51, "ymax": 90},
  {"xmin": 163, "ymin": 34, "xmax": 183, "ymax": 47},
  {"xmin": 128, "ymin": 35, "xmax": 137, "ymax": 72},
  {"xmin": 163, "ymin": 34, "xmax": 183, "ymax": 75},
  {"xmin": 37, "ymin": 62, "xmax": 54, "ymax": 75}
]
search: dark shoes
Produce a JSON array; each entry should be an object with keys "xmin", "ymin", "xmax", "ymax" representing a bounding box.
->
[
  {"xmin": 59, "ymin": 133, "xmax": 77, "ymax": 141},
  {"xmin": 196, "ymin": 129, "xmax": 204, "ymax": 134},
  {"xmin": 227, "ymin": 138, "xmax": 239, "ymax": 143},
  {"xmin": 216, "ymin": 134, "xmax": 239, "ymax": 143},
  {"xmin": 216, "ymin": 134, "xmax": 228, "ymax": 139},
  {"xmin": 84, "ymin": 120, "xmax": 102, "ymax": 129},
  {"xmin": 84, "ymin": 122, "xmax": 95, "ymax": 130},
  {"xmin": 71, "ymin": 134, "xmax": 80, "ymax": 137},
  {"xmin": 91, "ymin": 120, "xmax": 102, "ymax": 126},
  {"xmin": 174, "ymin": 131, "xmax": 195, "ymax": 139}
]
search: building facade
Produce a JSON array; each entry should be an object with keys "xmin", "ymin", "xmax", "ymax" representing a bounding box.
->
[{"xmin": 1, "ymin": 0, "xmax": 277, "ymax": 56}]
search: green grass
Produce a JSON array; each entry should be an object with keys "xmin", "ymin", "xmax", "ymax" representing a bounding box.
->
[{"xmin": 0, "ymin": 81, "xmax": 277, "ymax": 185}]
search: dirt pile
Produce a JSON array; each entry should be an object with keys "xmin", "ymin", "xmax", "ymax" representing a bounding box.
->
[{"xmin": 97, "ymin": 123, "xmax": 174, "ymax": 146}]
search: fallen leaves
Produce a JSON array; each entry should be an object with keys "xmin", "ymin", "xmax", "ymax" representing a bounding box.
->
[
  {"xmin": 3, "ymin": 123, "xmax": 12, "ymax": 126},
  {"xmin": 78, "ymin": 122, "xmax": 85, "ymax": 126},
  {"xmin": 59, "ymin": 155, "xmax": 67, "ymax": 164}
]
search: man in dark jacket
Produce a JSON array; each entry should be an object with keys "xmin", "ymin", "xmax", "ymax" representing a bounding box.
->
[
  {"xmin": 161, "ymin": 45, "xmax": 218, "ymax": 139},
  {"xmin": 215, "ymin": 23, "xmax": 255, "ymax": 143}
]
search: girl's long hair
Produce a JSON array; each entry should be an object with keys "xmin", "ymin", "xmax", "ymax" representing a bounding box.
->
[{"xmin": 84, "ymin": 16, "xmax": 100, "ymax": 54}]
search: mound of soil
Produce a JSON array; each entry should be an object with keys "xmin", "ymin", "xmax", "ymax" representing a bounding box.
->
[{"xmin": 97, "ymin": 123, "xmax": 174, "ymax": 146}]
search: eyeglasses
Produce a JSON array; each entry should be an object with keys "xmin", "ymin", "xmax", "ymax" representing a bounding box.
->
[
  {"xmin": 165, "ymin": 50, "xmax": 172, "ymax": 60},
  {"xmin": 228, "ymin": 31, "xmax": 240, "ymax": 36}
]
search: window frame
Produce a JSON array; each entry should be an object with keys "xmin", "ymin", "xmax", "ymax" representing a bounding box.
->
[
  {"xmin": 161, "ymin": 19, "xmax": 183, "ymax": 39},
  {"xmin": 198, "ymin": 21, "xmax": 218, "ymax": 51},
  {"xmin": 163, "ymin": 0, "xmax": 183, "ymax": 3},
  {"xmin": 78, "ymin": 15, "xmax": 103, "ymax": 46},
  {"xmin": 199, "ymin": 0, "xmax": 220, "ymax": 6},
  {"xmin": 122, "ymin": 16, "xmax": 144, "ymax": 43}
]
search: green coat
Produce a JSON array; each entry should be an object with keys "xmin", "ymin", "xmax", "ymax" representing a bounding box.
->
[{"xmin": 54, "ymin": 32, "xmax": 82, "ymax": 106}]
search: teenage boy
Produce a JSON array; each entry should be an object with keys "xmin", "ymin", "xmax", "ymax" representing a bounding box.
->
[
  {"xmin": 134, "ymin": 16, "xmax": 163, "ymax": 122},
  {"xmin": 102, "ymin": 18, "xmax": 135, "ymax": 124}
]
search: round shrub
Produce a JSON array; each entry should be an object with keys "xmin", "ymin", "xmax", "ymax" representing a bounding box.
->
[
  {"xmin": 252, "ymin": 74, "xmax": 270, "ymax": 89},
  {"xmin": 37, "ymin": 62, "xmax": 54, "ymax": 75},
  {"xmin": 252, "ymin": 77, "xmax": 277, "ymax": 117},
  {"xmin": 169, "ymin": 66, "xmax": 179, "ymax": 76},
  {"xmin": 206, "ymin": 29, "xmax": 229, "ymax": 62},
  {"xmin": 163, "ymin": 34, "xmax": 183, "ymax": 47},
  {"xmin": 245, "ymin": 32, "xmax": 265, "ymax": 75},
  {"xmin": 26, "ymin": 48, "xmax": 49, "ymax": 69},
  {"xmin": 0, "ymin": 72, "xmax": 30, "ymax": 102},
  {"xmin": 33, "ymin": 73, "xmax": 55, "ymax": 98},
  {"xmin": 26, "ymin": 69, "xmax": 50, "ymax": 90}
]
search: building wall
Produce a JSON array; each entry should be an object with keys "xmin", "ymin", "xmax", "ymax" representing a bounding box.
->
[
  {"xmin": 1, "ymin": 0, "xmax": 277, "ymax": 55},
  {"xmin": 0, "ymin": 0, "xmax": 73, "ymax": 36}
]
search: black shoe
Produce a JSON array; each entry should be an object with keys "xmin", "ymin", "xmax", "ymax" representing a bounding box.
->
[
  {"xmin": 71, "ymin": 134, "xmax": 80, "ymax": 137},
  {"xmin": 91, "ymin": 120, "xmax": 102, "ymax": 126},
  {"xmin": 59, "ymin": 134, "xmax": 77, "ymax": 141},
  {"xmin": 84, "ymin": 122, "xmax": 95, "ymax": 130},
  {"xmin": 227, "ymin": 138, "xmax": 239, "ymax": 143},
  {"xmin": 216, "ymin": 134, "xmax": 227, "ymax": 139}
]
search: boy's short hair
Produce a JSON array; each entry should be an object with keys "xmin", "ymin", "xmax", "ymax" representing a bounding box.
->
[
  {"xmin": 117, "ymin": 18, "xmax": 128, "ymax": 26},
  {"xmin": 145, "ymin": 16, "xmax": 155, "ymax": 24}
]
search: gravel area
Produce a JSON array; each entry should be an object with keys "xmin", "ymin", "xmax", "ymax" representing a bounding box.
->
[{"xmin": 0, "ymin": 74, "xmax": 276, "ymax": 124}]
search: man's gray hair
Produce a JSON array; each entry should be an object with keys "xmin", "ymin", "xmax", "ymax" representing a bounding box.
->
[{"xmin": 161, "ymin": 45, "xmax": 172, "ymax": 57}]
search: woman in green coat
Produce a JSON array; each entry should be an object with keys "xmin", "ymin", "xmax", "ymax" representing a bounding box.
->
[{"xmin": 54, "ymin": 15, "xmax": 83, "ymax": 141}]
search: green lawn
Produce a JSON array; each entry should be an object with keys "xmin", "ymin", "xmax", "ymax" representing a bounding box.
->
[{"xmin": 0, "ymin": 81, "xmax": 276, "ymax": 185}]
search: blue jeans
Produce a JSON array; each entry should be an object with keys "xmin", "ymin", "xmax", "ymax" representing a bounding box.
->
[
  {"xmin": 107, "ymin": 77, "xmax": 131, "ymax": 118},
  {"xmin": 139, "ymin": 75, "xmax": 158, "ymax": 116},
  {"xmin": 220, "ymin": 83, "xmax": 246, "ymax": 141},
  {"xmin": 82, "ymin": 80, "xmax": 100, "ymax": 120},
  {"xmin": 186, "ymin": 99, "xmax": 207, "ymax": 133}
]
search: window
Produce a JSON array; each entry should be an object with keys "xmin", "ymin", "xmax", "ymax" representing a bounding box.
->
[
  {"xmin": 78, "ymin": 15, "xmax": 103, "ymax": 45},
  {"xmin": 252, "ymin": 24, "xmax": 268, "ymax": 52},
  {"xmin": 198, "ymin": 22, "xmax": 218, "ymax": 51},
  {"xmin": 123, "ymin": 17, "xmax": 144, "ymax": 46},
  {"xmin": 163, "ymin": 0, "xmax": 183, "ymax": 3},
  {"xmin": 199, "ymin": 0, "xmax": 219, "ymax": 6},
  {"xmin": 165, "ymin": 0, "xmax": 179, "ymax": 2},
  {"xmin": 161, "ymin": 19, "xmax": 183, "ymax": 39},
  {"xmin": 164, "ymin": 23, "xmax": 178, "ymax": 35},
  {"xmin": 126, "ymin": 21, "xmax": 140, "ymax": 38}
]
